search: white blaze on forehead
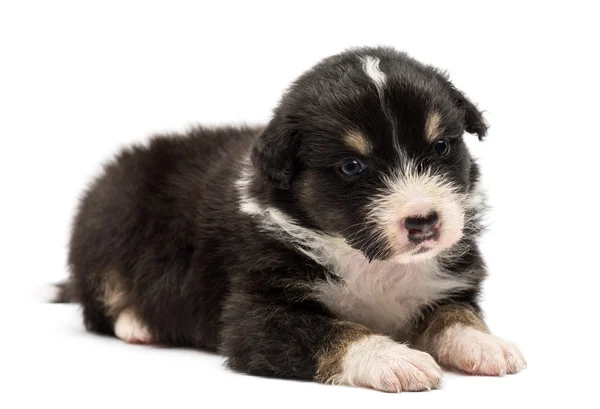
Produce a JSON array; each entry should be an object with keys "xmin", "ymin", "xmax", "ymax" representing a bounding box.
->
[
  {"xmin": 360, "ymin": 55, "xmax": 400, "ymax": 153},
  {"xmin": 361, "ymin": 56, "xmax": 387, "ymax": 92}
]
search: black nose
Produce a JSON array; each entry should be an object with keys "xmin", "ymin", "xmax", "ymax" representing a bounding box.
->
[{"xmin": 404, "ymin": 212, "xmax": 439, "ymax": 243}]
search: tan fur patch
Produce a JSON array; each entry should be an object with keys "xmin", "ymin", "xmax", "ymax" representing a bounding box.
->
[
  {"xmin": 414, "ymin": 304, "xmax": 489, "ymax": 355},
  {"xmin": 344, "ymin": 130, "xmax": 372, "ymax": 155},
  {"xmin": 315, "ymin": 322, "xmax": 370, "ymax": 383},
  {"xmin": 101, "ymin": 269, "xmax": 129, "ymax": 318},
  {"xmin": 299, "ymin": 172, "xmax": 347, "ymax": 232},
  {"xmin": 425, "ymin": 111, "xmax": 442, "ymax": 142}
]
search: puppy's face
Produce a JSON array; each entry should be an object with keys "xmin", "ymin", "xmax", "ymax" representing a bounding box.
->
[{"xmin": 253, "ymin": 48, "xmax": 487, "ymax": 263}]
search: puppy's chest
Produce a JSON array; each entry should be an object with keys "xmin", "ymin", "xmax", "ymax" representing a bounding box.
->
[{"xmin": 313, "ymin": 253, "xmax": 470, "ymax": 337}]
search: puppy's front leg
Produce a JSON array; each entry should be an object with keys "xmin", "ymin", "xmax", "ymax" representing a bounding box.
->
[
  {"xmin": 415, "ymin": 304, "xmax": 526, "ymax": 376},
  {"xmin": 220, "ymin": 298, "xmax": 443, "ymax": 392}
]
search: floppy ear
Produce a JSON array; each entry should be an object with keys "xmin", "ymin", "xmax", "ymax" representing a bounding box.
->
[
  {"xmin": 251, "ymin": 117, "xmax": 299, "ymax": 190},
  {"xmin": 448, "ymin": 85, "xmax": 488, "ymax": 140},
  {"xmin": 433, "ymin": 68, "xmax": 489, "ymax": 140}
]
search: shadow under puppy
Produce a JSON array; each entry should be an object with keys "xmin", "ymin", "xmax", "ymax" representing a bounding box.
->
[{"xmin": 49, "ymin": 46, "xmax": 526, "ymax": 392}]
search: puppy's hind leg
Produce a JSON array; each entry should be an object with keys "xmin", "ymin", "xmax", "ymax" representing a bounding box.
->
[{"xmin": 101, "ymin": 269, "xmax": 154, "ymax": 345}]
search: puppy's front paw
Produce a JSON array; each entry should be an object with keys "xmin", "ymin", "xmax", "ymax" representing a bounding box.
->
[
  {"xmin": 436, "ymin": 326, "xmax": 526, "ymax": 376},
  {"xmin": 327, "ymin": 335, "xmax": 443, "ymax": 392}
]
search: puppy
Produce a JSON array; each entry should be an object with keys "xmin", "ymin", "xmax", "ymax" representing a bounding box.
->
[{"xmin": 48, "ymin": 46, "xmax": 525, "ymax": 392}]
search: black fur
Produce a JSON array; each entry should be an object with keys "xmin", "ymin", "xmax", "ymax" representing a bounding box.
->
[{"xmin": 56, "ymin": 46, "xmax": 490, "ymax": 384}]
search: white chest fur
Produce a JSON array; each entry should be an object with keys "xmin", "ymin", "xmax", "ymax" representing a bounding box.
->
[
  {"xmin": 312, "ymin": 247, "xmax": 472, "ymax": 337},
  {"xmin": 236, "ymin": 171, "xmax": 473, "ymax": 337}
]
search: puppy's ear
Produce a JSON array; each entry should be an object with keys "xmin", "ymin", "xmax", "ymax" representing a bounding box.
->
[
  {"xmin": 449, "ymin": 85, "xmax": 488, "ymax": 140},
  {"xmin": 251, "ymin": 117, "xmax": 299, "ymax": 190},
  {"xmin": 434, "ymin": 69, "xmax": 488, "ymax": 140}
]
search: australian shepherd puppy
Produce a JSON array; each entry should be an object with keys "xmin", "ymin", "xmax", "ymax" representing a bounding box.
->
[{"xmin": 48, "ymin": 46, "xmax": 526, "ymax": 392}]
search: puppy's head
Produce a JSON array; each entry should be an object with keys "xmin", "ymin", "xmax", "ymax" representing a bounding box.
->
[{"xmin": 252, "ymin": 47, "xmax": 487, "ymax": 263}]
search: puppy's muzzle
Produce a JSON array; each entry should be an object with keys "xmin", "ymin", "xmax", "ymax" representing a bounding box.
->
[{"xmin": 403, "ymin": 212, "xmax": 440, "ymax": 244}]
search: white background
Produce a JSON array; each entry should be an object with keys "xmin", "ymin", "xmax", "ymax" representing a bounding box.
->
[{"xmin": 1, "ymin": 1, "xmax": 599, "ymax": 408}]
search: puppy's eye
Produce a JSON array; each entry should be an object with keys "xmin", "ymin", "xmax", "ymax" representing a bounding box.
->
[
  {"xmin": 339, "ymin": 159, "xmax": 364, "ymax": 176},
  {"xmin": 434, "ymin": 139, "xmax": 451, "ymax": 156}
]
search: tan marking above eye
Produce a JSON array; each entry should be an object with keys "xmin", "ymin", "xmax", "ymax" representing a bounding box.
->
[
  {"xmin": 425, "ymin": 111, "xmax": 442, "ymax": 142},
  {"xmin": 343, "ymin": 130, "xmax": 372, "ymax": 156}
]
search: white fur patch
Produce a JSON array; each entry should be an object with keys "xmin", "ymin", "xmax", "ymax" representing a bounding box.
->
[
  {"xmin": 369, "ymin": 159, "xmax": 467, "ymax": 262},
  {"xmin": 37, "ymin": 284, "xmax": 61, "ymax": 303},
  {"xmin": 360, "ymin": 55, "xmax": 400, "ymax": 153},
  {"xmin": 114, "ymin": 309, "xmax": 153, "ymax": 344},
  {"xmin": 235, "ymin": 161, "xmax": 263, "ymax": 214},
  {"xmin": 435, "ymin": 326, "xmax": 526, "ymax": 375},
  {"xmin": 237, "ymin": 165, "xmax": 340, "ymax": 263},
  {"xmin": 465, "ymin": 179, "xmax": 486, "ymax": 212},
  {"xmin": 313, "ymin": 256, "xmax": 472, "ymax": 335},
  {"xmin": 329, "ymin": 335, "xmax": 443, "ymax": 392},
  {"xmin": 236, "ymin": 165, "xmax": 473, "ymax": 335},
  {"xmin": 361, "ymin": 56, "xmax": 386, "ymax": 92}
]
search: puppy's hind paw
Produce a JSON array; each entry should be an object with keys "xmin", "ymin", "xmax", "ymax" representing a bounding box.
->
[{"xmin": 114, "ymin": 309, "xmax": 153, "ymax": 344}]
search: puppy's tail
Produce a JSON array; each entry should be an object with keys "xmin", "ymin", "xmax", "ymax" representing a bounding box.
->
[{"xmin": 39, "ymin": 280, "xmax": 76, "ymax": 303}]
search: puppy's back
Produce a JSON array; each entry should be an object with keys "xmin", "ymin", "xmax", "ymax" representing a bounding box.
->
[{"xmin": 66, "ymin": 125, "xmax": 262, "ymax": 345}]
